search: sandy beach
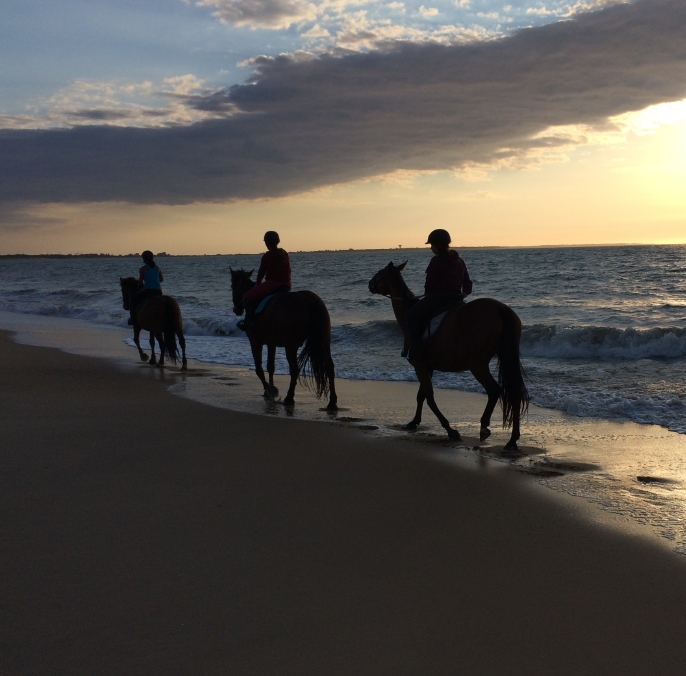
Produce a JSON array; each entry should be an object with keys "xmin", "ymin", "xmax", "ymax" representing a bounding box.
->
[{"xmin": 3, "ymin": 329, "xmax": 686, "ymax": 674}]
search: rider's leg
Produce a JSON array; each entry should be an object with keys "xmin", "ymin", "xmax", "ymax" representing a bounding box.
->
[{"xmin": 243, "ymin": 300, "xmax": 256, "ymax": 329}]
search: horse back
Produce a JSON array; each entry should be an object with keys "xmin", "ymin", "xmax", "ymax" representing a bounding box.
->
[
  {"xmin": 257, "ymin": 290, "xmax": 330, "ymax": 346},
  {"xmin": 137, "ymin": 294, "xmax": 182, "ymax": 332},
  {"xmin": 425, "ymin": 298, "xmax": 520, "ymax": 370}
]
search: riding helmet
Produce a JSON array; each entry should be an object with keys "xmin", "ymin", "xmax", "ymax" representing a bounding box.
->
[
  {"xmin": 425, "ymin": 229, "xmax": 451, "ymax": 247},
  {"xmin": 264, "ymin": 231, "xmax": 280, "ymax": 247}
]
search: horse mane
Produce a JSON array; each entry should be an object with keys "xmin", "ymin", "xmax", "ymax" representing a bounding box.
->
[
  {"xmin": 120, "ymin": 276, "xmax": 138, "ymax": 288},
  {"xmin": 394, "ymin": 268, "xmax": 418, "ymax": 301}
]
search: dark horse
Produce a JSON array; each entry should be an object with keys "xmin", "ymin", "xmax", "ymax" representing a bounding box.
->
[
  {"xmin": 230, "ymin": 268, "xmax": 338, "ymax": 410},
  {"xmin": 120, "ymin": 277, "xmax": 187, "ymax": 370},
  {"xmin": 369, "ymin": 262, "xmax": 529, "ymax": 451}
]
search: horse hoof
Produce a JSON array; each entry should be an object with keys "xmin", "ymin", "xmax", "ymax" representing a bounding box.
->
[
  {"xmin": 480, "ymin": 428, "xmax": 491, "ymax": 442},
  {"xmin": 140, "ymin": 354, "xmax": 149, "ymax": 362},
  {"xmin": 283, "ymin": 397, "xmax": 295, "ymax": 407},
  {"xmin": 447, "ymin": 429, "xmax": 462, "ymax": 442},
  {"xmin": 181, "ymin": 361, "xmax": 188, "ymax": 371},
  {"xmin": 326, "ymin": 403, "xmax": 339, "ymax": 412},
  {"xmin": 156, "ymin": 362, "xmax": 165, "ymax": 369},
  {"xmin": 405, "ymin": 422, "xmax": 418, "ymax": 432},
  {"xmin": 504, "ymin": 441, "xmax": 519, "ymax": 452}
]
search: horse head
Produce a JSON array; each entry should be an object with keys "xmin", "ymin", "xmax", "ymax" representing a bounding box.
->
[
  {"xmin": 229, "ymin": 267, "xmax": 255, "ymax": 315},
  {"xmin": 368, "ymin": 261, "xmax": 408, "ymax": 297},
  {"xmin": 119, "ymin": 276, "xmax": 138, "ymax": 310}
]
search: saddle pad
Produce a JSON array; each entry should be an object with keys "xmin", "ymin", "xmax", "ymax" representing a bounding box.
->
[
  {"xmin": 256, "ymin": 294, "xmax": 277, "ymax": 314},
  {"xmin": 422, "ymin": 311, "xmax": 449, "ymax": 340}
]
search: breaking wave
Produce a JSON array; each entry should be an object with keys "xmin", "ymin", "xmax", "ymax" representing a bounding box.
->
[{"xmin": 521, "ymin": 325, "xmax": 686, "ymax": 360}]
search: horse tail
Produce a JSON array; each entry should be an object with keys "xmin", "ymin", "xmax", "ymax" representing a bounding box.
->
[
  {"xmin": 296, "ymin": 293, "xmax": 333, "ymax": 399},
  {"xmin": 162, "ymin": 297, "xmax": 180, "ymax": 364},
  {"xmin": 496, "ymin": 305, "xmax": 530, "ymax": 428}
]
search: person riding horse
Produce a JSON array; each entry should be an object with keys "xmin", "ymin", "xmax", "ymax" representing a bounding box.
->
[
  {"xmin": 405, "ymin": 229, "xmax": 473, "ymax": 360},
  {"xmin": 128, "ymin": 250, "xmax": 164, "ymax": 325},
  {"xmin": 239, "ymin": 231, "xmax": 291, "ymax": 330}
]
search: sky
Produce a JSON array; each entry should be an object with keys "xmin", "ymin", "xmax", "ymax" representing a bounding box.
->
[{"xmin": 0, "ymin": 0, "xmax": 685, "ymax": 253}]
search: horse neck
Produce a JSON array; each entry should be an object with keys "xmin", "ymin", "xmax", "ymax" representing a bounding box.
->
[{"xmin": 389, "ymin": 276, "xmax": 416, "ymax": 331}]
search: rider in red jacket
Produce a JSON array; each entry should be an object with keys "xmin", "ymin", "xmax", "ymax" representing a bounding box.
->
[
  {"xmin": 405, "ymin": 229, "xmax": 472, "ymax": 360},
  {"xmin": 241, "ymin": 231, "xmax": 292, "ymax": 329}
]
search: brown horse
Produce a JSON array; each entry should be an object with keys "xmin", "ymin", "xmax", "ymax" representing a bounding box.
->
[
  {"xmin": 368, "ymin": 261, "xmax": 529, "ymax": 451},
  {"xmin": 230, "ymin": 268, "xmax": 338, "ymax": 410},
  {"xmin": 120, "ymin": 277, "xmax": 187, "ymax": 370}
]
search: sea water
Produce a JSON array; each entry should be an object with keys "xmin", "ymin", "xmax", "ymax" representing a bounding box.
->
[
  {"xmin": 3, "ymin": 245, "xmax": 686, "ymax": 550},
  {"xmin": 1, "ymin": 245, "xmax": 685, "ymax": 433}
]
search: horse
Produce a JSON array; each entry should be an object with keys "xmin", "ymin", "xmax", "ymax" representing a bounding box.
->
[
  {"xmin": 120, "ymin": 277, "xmax": 187, "ymax": 370},
  {"xmin": 368, "ymin": 261, "xmax": 529, "ymax": 451},
  {"xmin": 230, "ymin": 268, "xmax": 338, "ymax": 411}
]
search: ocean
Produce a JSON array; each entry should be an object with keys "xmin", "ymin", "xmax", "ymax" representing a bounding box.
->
[{"xmin": 2, "ymin": 244, "xmax": 686, "ymax": 434}]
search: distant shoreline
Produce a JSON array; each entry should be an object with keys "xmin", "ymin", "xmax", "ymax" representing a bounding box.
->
[{"xmin": 0, "ymin": 242, "xmax": 681, "ymax": 258}]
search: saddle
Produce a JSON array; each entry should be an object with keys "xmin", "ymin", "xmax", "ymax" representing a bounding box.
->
[
  {"xmin": 255, "ymin": 285, "xmax": 290, "ymax": 315},
  {"xmin": 421, "ymin": 297, "xmax": 465, "ymax": 340}
]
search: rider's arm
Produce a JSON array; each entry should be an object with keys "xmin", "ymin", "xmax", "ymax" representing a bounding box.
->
[
  {"xmin": 158, "ymin": 268, "xmax": 164, "ymax": 283},
  {"xmin": 462, "ymin": 262, "xmax": 473, "ymax": 296},
  {"xmin": 256, "ymin": 253, "xmax": 268, "ymax": 284},
  {"xmin": 138, "ymin": 266, "xmax": 146, "ymax": 289},
  {"xmin": 424, "ymin": 257, "xmax": 441, "ymax": 294}
]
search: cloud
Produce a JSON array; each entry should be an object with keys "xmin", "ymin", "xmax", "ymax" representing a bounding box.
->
[
  {"xmin": 1, "ymin": 0, "xmax": 686, "ymax": 206},
  {"xmin": 196, "ymin": 0, "xmax": 318, "ymax": 28},
  {"xmin": 0, "ymin": 76, "xmax": 236, "ymax": 130}
]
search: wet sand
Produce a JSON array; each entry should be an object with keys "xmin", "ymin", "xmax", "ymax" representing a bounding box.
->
[{"xmin": 3, "ymin": 329, "xmax": 686, "ymax": 675}]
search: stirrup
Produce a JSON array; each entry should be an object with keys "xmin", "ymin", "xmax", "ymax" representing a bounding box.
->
[{"xmin": 237, "ymin": 319, "xmax": 246, "ymax": 331}]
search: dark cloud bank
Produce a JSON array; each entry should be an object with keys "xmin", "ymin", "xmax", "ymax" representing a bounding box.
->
[{"xmin": 1, "ymin": 0, "xmax": 686, "ymax": 206}]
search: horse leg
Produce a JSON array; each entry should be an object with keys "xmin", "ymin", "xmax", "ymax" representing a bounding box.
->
[
  {"xmin": 283, "ymin": 345, "xmax": 299, "ymax": 407},
  {"xmin": 505, "ymin": 407, "xmax": 521, "ymax": 452},
  {"xmin": 325, "ymin": 353, "xmax": 338, "ymax": 412},
  {"xmin": 178, "ymin": 329, "xmax": 187, "ymax": 371},
  {"xmin": 133, "ymin": 326, "xmax": 148, "ymax": 362},
  {"xmin": 470, "ymin": 364, "xmax": 502, "ymax": 442},
  {"xmin": 266, "ymin": 344, "xmax": 279, "ymax": 397},
  {"xmin": 405, "ymin": 385, "xmax": 427, "ymax": 431},
  {"xmin": 250, "ymin": 340, "xmax": 274, "ymax": 398},
  {"xmin": 148, "ymin": 332, "xmax": 157, "ymax": 366},
  {"xmin": 415, "ymin": 366, "xmax": 461, "ymax": 441},
  {"xmin": 155, "ymin": 331, "xmax": 165, "ymax": 368}
]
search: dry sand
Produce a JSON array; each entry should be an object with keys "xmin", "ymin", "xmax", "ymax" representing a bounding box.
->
[{"xmin": 3, "ymin": 329, "xmax": 686, "ymax": 675}]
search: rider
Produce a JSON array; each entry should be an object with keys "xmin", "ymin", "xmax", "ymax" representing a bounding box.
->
[
  {"xmin": 405, "ymin": 229, "xmax": 472, "ymax": 360},
  {"xmin": 241, "ymin": 231, "xmax": 291, "ymax": 329},
  {"xmin": 128, "ymin": 250, "xmax": 164, "ymax": 325}
]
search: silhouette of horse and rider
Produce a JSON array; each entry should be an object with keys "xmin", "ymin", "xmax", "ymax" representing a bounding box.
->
[
  {"xmin": 122, "ymin": 230, "xmax": 529, "ymax": 450},
  {"xmin": 120, "ymin": 250, "xmax": 187, "ymax": 370}
]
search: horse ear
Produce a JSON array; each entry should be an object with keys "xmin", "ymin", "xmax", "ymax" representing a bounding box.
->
[
  {"xmin": 397, "ymin": 260, "xmax": 408, "ymax": 271},
  {"xmin": 229, "ymin": 266, "xmax": 233, "ymax": 273},
  {"xmin": 387, "ymin": 261, "xmax": 394, "ymax": 269}
]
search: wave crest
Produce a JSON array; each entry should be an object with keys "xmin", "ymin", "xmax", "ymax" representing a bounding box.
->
[{"xmin": 521, "ymin": 325, "xmax": 686, "ymax": 360}]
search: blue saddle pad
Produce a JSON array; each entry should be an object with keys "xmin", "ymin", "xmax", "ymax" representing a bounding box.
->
[
  {"xmin": 255, "ymin": 287, "xmax": 290, "ymax": 315},
  {"xmin": 256, "ymin": 295, "xmax": 275, "ymax": 314}
]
